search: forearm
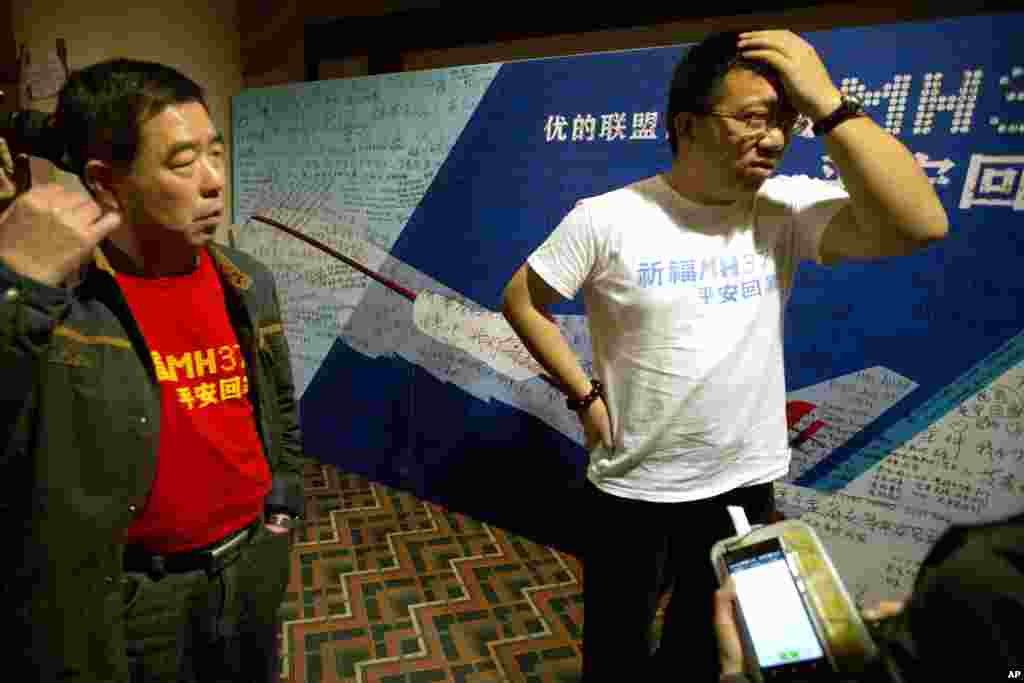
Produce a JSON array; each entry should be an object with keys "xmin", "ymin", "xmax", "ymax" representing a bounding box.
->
[
  {"xmin": 272, "ymin": 351, "xmax": 304, "ymax": 467},
  {"xmin": 0, "ymin": 272, "xmax": 65, "ymax": 464},
  {"xmin": 502, "ymin": 298, "xmax": 593, "ymax": 400},
  {"xmin": 0, "ymin": 263, "xmax": 66, "ymax": 447},
  {"xmin": 0, "ymin": 328, "xmax": 35, "ymax": 457},
  {"xmin": 824, "ymin": 116, "xmax": 948, "ymax": 243},
  {"xmin": 266, "ymin": 289, "xmax": 315, "ymax": 517},
  {"xmin": 274, "ymin": 388, "xmax": 307, "ymax": 475},
  {"xmin": 266, "ymin": 382, "xmax": 307, "ymax": 518}
]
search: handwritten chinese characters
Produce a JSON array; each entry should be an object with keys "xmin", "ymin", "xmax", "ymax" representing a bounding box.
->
[
  {"xmin": 775, "ymin": 483, "xmax": 950, "ymax": 606},
  {"xmin": 413, "ymin": 291, "xmax": 545, "ymax": 382}
]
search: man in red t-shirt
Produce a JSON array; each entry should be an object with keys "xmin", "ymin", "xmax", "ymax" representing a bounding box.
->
[{"xmin": 1, "ymin": 60, "xmax": 310, "ymax": 682}]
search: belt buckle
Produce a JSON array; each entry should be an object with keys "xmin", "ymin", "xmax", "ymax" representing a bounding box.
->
[{"xmin": 148, "ymin": 555, "xmax": 168, "ymax": 581}]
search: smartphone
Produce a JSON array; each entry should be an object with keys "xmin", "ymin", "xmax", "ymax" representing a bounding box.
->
[
  {"xmin": 711, "ymin": 520, "xmax": 878, "ymax": 682},
  {"xmin": 721, "ymin": 536, "xmax": 832, "ymax": 680}
]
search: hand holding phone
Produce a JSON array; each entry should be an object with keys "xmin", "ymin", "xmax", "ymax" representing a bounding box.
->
[{"xmin": 711, "ymin": 520, "xmax": 878, "ymax": 682}]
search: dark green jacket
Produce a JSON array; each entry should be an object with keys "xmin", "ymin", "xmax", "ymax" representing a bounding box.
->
[{"xmin": 0, "ymin": 243, "xmax": 311, "ymax": 682}]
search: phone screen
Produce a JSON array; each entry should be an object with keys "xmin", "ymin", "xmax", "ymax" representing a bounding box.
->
[{"xmin": 724, "ymin": 538, "xmax": 829, "ymax": 678}]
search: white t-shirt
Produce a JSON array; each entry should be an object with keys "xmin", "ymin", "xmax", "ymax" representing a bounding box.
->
[{"xmin": 528, "ymin": 174, "xmax": 848, "ymax": 502}]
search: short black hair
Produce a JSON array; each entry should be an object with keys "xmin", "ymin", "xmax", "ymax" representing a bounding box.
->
[
  {"xmin": 665, "ymin": 31, "xmax": 780, "ymax": 157},
  {"xmin": 55, "ymin": 58, "xmax": 207, "ymax": 178}
]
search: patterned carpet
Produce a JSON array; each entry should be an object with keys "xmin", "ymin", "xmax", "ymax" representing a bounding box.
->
[{"xmin": 277, "ymin": 463, "xmax": 648, "ymax": 683}]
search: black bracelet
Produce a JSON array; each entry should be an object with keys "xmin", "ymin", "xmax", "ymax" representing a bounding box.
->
[{"xmin": 566, "ymin": 379, "xmax": 604, "ymax": 412}]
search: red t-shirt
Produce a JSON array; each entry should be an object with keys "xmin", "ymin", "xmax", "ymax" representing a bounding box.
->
[{"xmin": 117, "ymin": 248, "xmax": 271, "ymax": 553}]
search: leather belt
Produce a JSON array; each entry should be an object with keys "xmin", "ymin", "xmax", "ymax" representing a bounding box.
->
[{"xmin": 123, "ymin": 518, "xmax": 261, "ymax": 580}]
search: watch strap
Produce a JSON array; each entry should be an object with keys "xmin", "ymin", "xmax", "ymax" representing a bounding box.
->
[{"xmin": 813, "ymin": 95, "xmax": 865, "ymax": 136}]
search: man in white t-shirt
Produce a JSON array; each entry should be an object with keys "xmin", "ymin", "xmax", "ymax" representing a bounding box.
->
[{"xmin": 501, "ymin": 30, "xmax": 948, "ymax": 681}]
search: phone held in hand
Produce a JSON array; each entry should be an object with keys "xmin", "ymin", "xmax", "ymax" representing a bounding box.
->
[{"xmin": 710, "ymin": 519, "xmax": 879, "ymax": 682}]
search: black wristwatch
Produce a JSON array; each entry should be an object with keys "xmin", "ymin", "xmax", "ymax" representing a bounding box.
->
[{"xmin": 812, "ymin": 94, "xmax": 866, "ymax": 136}]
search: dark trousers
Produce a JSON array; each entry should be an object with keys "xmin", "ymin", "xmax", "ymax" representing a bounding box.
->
[
  {"xmin": 581, "ymin": 479, "xmax": 775, "ymax": 682},
  {"xmin": 120, "ymin": 522, "xmax": 292, "ymax": 683}
]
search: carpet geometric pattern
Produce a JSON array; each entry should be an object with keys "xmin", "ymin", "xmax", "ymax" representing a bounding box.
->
[{"xmin": 274, "ymin": 463, "xmax": 670, "ymax": 683}]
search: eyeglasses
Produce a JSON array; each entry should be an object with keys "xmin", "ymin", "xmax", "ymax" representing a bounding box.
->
[{"xmin": 702, "ymin": 109, "xmax": 810, "ymax": 137}]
